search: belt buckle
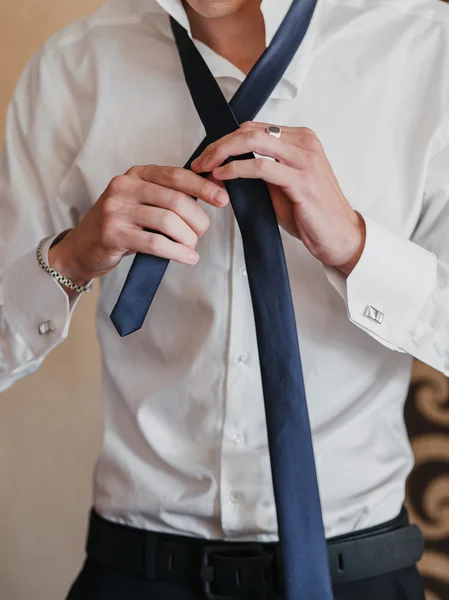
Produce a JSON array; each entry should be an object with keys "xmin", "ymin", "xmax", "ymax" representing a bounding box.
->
[{"xmin": 200, "ymin": 543, "xmax": 274, "ymax": 600}]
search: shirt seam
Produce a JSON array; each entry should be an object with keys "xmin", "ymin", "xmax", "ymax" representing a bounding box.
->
[
  {"xmin": 42, "ymin": 12, "xmax": 152, "ymax": 59},
  {"xmin": 40, "ymin": 47, "xmax": 83, "ymax": 152}
]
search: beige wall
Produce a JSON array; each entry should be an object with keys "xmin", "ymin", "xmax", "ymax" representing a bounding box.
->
[{"xmin": 0, "ymin": 2, "xmax": 104, "ymax": 599}]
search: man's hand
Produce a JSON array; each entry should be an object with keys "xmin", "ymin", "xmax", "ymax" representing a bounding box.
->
[
  {"xmin": 48, "ymin": 165, "xmax": 230, "ymax": 285},
  {"xmin": 192, "ymin": 122, "xmax": 366, "ymax": 276}
]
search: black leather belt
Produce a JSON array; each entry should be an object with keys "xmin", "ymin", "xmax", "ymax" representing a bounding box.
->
[{"xmin": 85, "ymin": 508, "xmax": 424, "ymax": 599}]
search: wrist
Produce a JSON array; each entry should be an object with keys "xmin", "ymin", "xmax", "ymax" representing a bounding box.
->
[
  {"xmin": 48, "ymin": 230, "xmax": 92, "ymax": 287},
  {"xmin": 335, "ymin": 211, "xmax": 366, "ymax": 277}
]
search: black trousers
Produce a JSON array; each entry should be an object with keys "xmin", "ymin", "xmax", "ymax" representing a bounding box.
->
[{"xmin": 67, "ymin": 559, "xmax": 425, "ymax": 600}]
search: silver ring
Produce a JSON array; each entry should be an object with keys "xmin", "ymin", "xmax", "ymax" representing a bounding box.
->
[{"xmin": 266, "ymin": 125, "xmax": 282, "ymax": 139}]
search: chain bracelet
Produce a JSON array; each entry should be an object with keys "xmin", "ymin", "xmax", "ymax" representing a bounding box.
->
[{"xmin": 36, "ymin": 237, "xmax": 93, "ymax": 294}]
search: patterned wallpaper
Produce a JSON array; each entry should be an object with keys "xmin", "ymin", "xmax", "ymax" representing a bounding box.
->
[
  {"xmin": 404, "ymin": 5, "xmax": 449, "ymax": 598},
  {"xmin": 406, "ymin": 362, "xmax": 449, "ymax": 600}
]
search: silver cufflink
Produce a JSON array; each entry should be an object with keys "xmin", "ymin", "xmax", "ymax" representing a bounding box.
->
[
  {"xmin": 38, "ymin": 320, "xmax": 55, "ymax": 335},
  {"xmin": 364, "ymin": 305, "xmax": 384, "ymax": 324}
]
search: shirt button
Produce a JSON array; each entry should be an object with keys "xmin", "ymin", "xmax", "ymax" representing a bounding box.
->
[
  {"xmin": 230, "ymin": 490, "xmax": 241, "ymax": 504},
  {"xmin": 237, "ymin": 353, "xmax": 251, "ymax": 366},
  {"xmin": 231, "ymin": 432, "xmax": 246, "ymax": 446},
  {"xmin": 241, "ymin": 267, "xmax": 248, "ymax": 278}
]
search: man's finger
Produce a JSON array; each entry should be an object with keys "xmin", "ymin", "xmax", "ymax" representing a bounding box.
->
[
  {"xmin": 133, "ymin": 205, "xmax": 200, "ymax": 249},
  {"xmin": 240, "ymin": 122, "xmax": 322, "ymax": 150},
  {"xmin": 192, "ymin": 129, "xmax": 310, "ymax": 172},
  {"xmin": 123, "ymin": 229, "xmax": 200, "ymax": 265},
  {"xmin": 137, "ymin": 183, "xmax": 211, "ymax": 237},
  {"xmin": 213, "ymin": 157, "xmax": 297, "ymax": 189},
  {"xmin": 126, "ymin": 165, "xmax": 229, "ymax": 207}
]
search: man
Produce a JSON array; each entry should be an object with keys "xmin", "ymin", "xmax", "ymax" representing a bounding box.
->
[{"xmin": 1, "ymin": 0, "xmax": 449, "ymax": 597}]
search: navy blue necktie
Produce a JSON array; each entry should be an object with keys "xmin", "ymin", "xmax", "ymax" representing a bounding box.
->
[{"xmin": 111, "ymin": 2, "xmax": 333, "ymax": 599}]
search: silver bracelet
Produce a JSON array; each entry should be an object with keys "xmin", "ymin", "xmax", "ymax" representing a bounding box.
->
[{"xmin": 36, "ymin": 237, "xmax": 93, "ymax": 294}]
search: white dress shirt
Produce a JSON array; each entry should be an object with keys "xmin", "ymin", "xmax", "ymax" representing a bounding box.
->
[{"xmin": 1, "ymin": 0, "xmax": 449, "ymax": 541}]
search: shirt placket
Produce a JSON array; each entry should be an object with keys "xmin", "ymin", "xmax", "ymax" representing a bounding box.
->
[{"xmin": 219, "ymin": 216, "xmax": 272, "ymax": 538}]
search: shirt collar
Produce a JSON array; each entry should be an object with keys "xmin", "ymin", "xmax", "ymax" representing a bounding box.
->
[{"xmin": 145, "ymin": 0, "xmax": 324, "ymax": 98}]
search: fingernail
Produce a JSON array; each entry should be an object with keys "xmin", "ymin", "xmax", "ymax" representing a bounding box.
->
[
  {"xmin": 191, "ymin": 157, "xmax": 201, "ymax": 170},
  {"xmin": 215, "ymin": 190, "xmax": 228, "ymax": 206},
  {"xmin": 188, "ymin": 251, "xmax": 199, "ymax": 264}
]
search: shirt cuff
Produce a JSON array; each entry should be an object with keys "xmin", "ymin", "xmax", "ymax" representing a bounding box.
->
[
  {"xmin": 3, "ymin": 235, "xmax": 79, "ymax": 358},
  {"xmin": 324, "ymin": 215, "xmax": 438, "ymax": 349}
]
